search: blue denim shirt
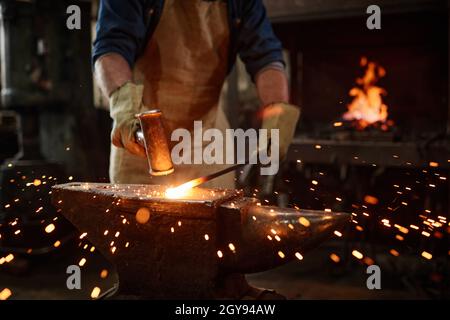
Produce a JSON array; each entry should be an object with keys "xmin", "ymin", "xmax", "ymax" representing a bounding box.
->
[{"xmin": 93, "ymin": 0, "xmax": 284, "ymax": 79}]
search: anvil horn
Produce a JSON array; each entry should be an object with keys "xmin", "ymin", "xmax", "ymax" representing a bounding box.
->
[{"xmin": 220, "ymin": 204, "xmax": 351, "ymax": 273}]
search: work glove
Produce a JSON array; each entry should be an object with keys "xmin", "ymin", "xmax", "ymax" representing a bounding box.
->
[
  {"xmin": 261, "ymin": 102, "xmax": 301, "ymax": 160},
  {"xmin": 109, "ymin": 82, "xmax": 146, "ymax": 157}
]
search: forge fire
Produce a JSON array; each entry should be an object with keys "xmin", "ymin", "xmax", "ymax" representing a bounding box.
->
[{"xmin": 0, "ymin": 0, "xmax": 449, "ymax": 310}]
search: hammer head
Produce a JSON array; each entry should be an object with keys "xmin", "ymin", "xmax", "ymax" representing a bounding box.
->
[{"xmin": 135, "ymin": 110, "xmax": 174, "ymax": 176}]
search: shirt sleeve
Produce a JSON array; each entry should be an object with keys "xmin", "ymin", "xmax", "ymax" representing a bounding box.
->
[
  {"xmin": 92, "ymin": 0, "xmax": 147, "ymax": 69},
  {"xmin": 237, "ymin": 0, "xmax": 285, "ymax": 80}
]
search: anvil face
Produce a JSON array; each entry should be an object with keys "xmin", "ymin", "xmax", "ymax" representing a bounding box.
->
[{"xmin": 61, "ymin": 182, "xmax": 240, "ymax": 203}]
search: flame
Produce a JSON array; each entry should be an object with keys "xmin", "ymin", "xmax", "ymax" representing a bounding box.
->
[
  {"xmin": 165, "ymin": 177, "xmax": 207, "ymax": 199},
  {"xmin": 343, "ymin": 57, "xmax": 391, "ymax": 130}
]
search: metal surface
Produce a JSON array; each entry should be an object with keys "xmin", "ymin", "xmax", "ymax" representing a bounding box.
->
[
  {"xmin": 135, "ymin": 110, "xmax": 174, "ymax": 176},
  {"xmin": 220, "ymin": 202, "xmax": 350, "ymax": 273},
  {"xmin": 51, "ymin": 182, "xmax": 351, "ymax": 299}
]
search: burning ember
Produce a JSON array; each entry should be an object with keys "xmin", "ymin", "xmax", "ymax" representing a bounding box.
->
[{"xmin": 342, "ymin": 57, "xmax": 392, "ymax": 130}]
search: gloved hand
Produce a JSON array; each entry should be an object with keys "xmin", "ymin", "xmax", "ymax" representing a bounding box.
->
[
  {"xmin": 109, "ymin": 82, "xmax": 146, "ymax": 157},
  {"xmin": 261, "ymin": 102, "xmax": 301, "ymax": 160}
]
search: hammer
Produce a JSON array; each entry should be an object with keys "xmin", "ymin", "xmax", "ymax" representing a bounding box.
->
[{"xmin": 135, "ymin": 110, "xmax": 174, "ymax": 176}]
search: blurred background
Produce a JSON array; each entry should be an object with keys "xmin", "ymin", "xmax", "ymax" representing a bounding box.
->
[{"xmin": 0, "ymin": 0, "xmax": 448, "ymax": 300}]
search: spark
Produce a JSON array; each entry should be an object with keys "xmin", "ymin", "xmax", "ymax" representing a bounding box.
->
[
  {"xmin": 334, "ymin": 230, "xmax": 343, "ymax": 237},
  {"xmin": 79, "ymin": 232, "xmax": 88, "ymax": 239},
  {"xmin": 352, "ymin": 250, "xmax": 363, "ymax": 260},
  {"xmin": 363, "ymin": 257, "xmax": 374, "ymax": 265},
  {"xmin": 204, "ymin": 234, "xmax": 209, "ymax": 241},
  {"xmin": 78, "ymin": 258, "xmax": 86, "ymax": 267},
  {"xmin": 394, "ymin": 224, "xmax": 409, "ymax": 234},
  {"xmin": 330, "ymin": 253, "xmax": 340, "ymax": 263},
  {"xmin": 390, "ymin": 249, "xmax": 399, "ymax": 257},
  {"xmin": 217, "ymin": 250, "xmax": 223, "ymax": 258},
  {"xmin": 91, "ymin": 287, "xmax": 101, "ymax": 299},
  {"xmin": 295, "ymin": 252, "xmax": 303, "ymax": 260},
  {"xmin": 298, "ymin": 217, "xmax": 310, "ymax": 227},
  {"xmin": 278, "ymin": 251, "xmax": 285, "ymax": 258},
  {"xmin": 429, "ymin": 161, "xmax": 439, "ymax": 167},
  {"xmin": 136, "ymin": 207, "xmax": 150, "ymax": 224},
  {"xmin": 421, "ymin": 251, "xmax": 432, "ymax": 260},
  {"xmin": 170, "ymin": 227, "xmax": 174, "ymax": 233},
  {"xmin": 0, "ymin": 288, "xmax": 12, "ymax": 300},
  {"xmin": 364, "ymin": 195, "xmax": 379, "ymax": 205},
  {"xmin": 100, "ymin": 269, "xmax": 108, "ymax": 279},
  {"xmin": 228, "ymin": 243, "xmax": 236, "ymax": 252},
  {"xmin": 274, "ymin": 235, "xmax": 281, "ymax": 241},
  {"xmin": 115, "ymin": 231, "xmax": 120, "ymax": 238}
]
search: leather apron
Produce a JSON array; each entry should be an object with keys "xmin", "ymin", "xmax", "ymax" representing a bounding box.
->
[{"xmin": 109, "ymin": 0, "xmax": 236, "ymax": 189}]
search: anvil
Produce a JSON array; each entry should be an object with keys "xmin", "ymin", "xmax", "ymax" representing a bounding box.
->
[{"xmin": 52, "ymin": 183, "xmax": 350, "ymax": 299}]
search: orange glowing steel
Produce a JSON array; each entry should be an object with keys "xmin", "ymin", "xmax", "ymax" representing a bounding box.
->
[{"xmin": 165, "ymin": 177, "xmax": 207, "ymax": 199}]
